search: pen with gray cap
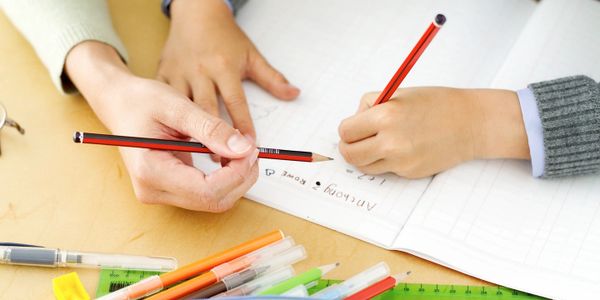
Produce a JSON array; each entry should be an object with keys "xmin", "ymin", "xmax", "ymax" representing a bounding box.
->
[{"xmin": 0, "ymin": 245, "xmax": 177, "ymax": 271}]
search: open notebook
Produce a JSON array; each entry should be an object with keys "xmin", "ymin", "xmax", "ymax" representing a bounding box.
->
[{"xmin": 195, "ymin": 0, "xmax": 600, "ymax": 298}]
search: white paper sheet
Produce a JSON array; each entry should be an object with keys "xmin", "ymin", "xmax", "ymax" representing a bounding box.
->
[{"xmin": 215, "ymin": 0, "xmax": 535, "ymax": 247}]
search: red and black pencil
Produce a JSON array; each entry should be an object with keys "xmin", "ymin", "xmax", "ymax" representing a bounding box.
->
[
  {"xmin": 73, "ymin": 131, "xmax": 332, "ymax": 162},
  {"xmin": 373, "ymin": 14, "xmax": 446, "ymax": 106}
]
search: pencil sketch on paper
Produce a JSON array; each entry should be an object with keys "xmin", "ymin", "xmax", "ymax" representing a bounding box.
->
[{"xmin": 250, "ymin": 103, "xmax": 279, "ymax": 120}]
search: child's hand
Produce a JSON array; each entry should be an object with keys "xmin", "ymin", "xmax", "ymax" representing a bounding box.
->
[
  {"xmin": 338, "ymin": 87, "xmax": 530, "ymax": 178},
  {"xmin": 157, "ymin": 0, "xmax": 300, "ymax": 139}
]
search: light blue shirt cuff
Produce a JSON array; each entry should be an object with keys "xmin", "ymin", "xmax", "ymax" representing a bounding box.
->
[
  {"xmin": 517, "ymin": 88, "xmax": 544, "ymax": 177},
  {"xmin": 223, "ymin": 0, "xmax": 234, "ymax": 11}
]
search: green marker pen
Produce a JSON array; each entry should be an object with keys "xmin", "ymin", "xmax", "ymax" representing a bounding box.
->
[{"xmin": 258, "ymin": 262, "xmax": 339, "ymax": 295}]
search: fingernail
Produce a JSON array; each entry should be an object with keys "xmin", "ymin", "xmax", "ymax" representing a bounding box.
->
[
  {"xmin": 249, "ymin": 149, "xmax": 259, "ymax": 166},
  {"xmin": 243, "ymin": 133, "xmax": 256, "ymax": 145},
  {"xmin": 227, "ymin": 130, "xmax": 253, "ymax": 154}
]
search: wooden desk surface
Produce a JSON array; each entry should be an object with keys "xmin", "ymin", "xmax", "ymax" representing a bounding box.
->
[{"xmin": 0, "ymin": 1, "xmax": 487, "ymax": 298}]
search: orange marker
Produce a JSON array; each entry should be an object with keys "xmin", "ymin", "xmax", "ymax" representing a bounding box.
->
[
  {"xmin": 147, "ymin": 237, "xmax": 295, "ymax": 300},
  {"xmin": 98, "ymin": 230, "xmax": 284, "ymax": 300}
]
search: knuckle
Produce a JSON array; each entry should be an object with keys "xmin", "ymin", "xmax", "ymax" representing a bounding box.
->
[
  {"xmin": 397, "ymin": 161, "xmax": 423, "ymax": 179},
  {"xmin": 377, "ymin": 109, "xmax": 396, "ymax": 127},
  {"xmin": 213, "ymin": 55, "xmax": 235, "ymax": 70},
  {"xmin": 357, "ymin": 164, "xmax": 380, "ymax": 175},
  {"xmin": 361, "ymin": 92, "xmax": 378, "ymax": 105},
  {"xmin": 338, "ymin": 121, "xmax": 350, "ymax": 142},
  {"xmin": 338, "ymin": 143, "xmax": 355, "ymax": 164},
  {"xmin": 356, "ymin": 165, "xmax": 371, "ymax": 174},
  {"xmin": 360, "ymin": 93, "xmax": 371, "ymax": 104},
  {"xmin": 206, "ymin": 198, "xmax": 234, "ymax": 213},
  {"xmin": 230, "ymin": 169, "xmax": 246, "ymax": 185},
  {"xmin": 199, "ymin": 188, "xmax": 217, "ymax": 204},
  {"xmin": 270, "ymin": 69, "xmax": 286, "ymax": 82},
  {"xmin": 131, "ymin": 155, "xmax": 153, "ymax": 185},
  {"xmin": 381, "ymin": 142, "xmax": 399, "ymax": 157},
  {"xmin": 225, "ymin": 94, "xmax": 247, "ymax": 107},
  {"xmin": 249, "ymin": 167, "xmax": 259, "ymax": 184},
  {"xmin": 133, "ymin": 185, "xmax": 156, "ymax": 205},
  {"xmin": 200, "ymin": 117, "xmax": 228, "ymax": 140}
]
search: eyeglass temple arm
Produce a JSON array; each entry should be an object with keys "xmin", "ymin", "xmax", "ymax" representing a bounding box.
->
[{"xmin": 4, "ymin": 118, "xmax": 25, "ymax": 134}]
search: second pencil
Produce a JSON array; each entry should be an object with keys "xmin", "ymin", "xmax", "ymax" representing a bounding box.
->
[{"xmin": 73, "ymin": 132, "xmax": 333, "ymax": 162}]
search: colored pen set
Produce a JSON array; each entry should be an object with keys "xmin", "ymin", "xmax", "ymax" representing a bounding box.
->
[{"xmin": 89, "ymin": 230, "xmax": 410, "ymax": 300}]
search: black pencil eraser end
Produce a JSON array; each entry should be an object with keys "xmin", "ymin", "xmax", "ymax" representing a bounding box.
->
[
  {"xmin": 435, "ymin": 14, "xmax": 446, "ymax": 26},
  {"xmin": 73, "ymin": 131, "xmax": 82, "ymax": 143}
]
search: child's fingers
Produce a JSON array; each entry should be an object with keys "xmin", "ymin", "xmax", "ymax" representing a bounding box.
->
[
  {"xmin": 191, "ymin": 76, "xmax": 222, "ymax": 162},
  {"xmin": 247, "ymin": 52, "xmax": 300, "ymax": 100},
  {"xmin": 357, "ymin": 92, "xmax": 380, "ymax": 113},
  {"xmin": 214, "ymin": 71, "xmax": 256, "ymax": 138},
  {"xmin": 339, "ymin": 137, "xmax": 384, "ymax": 167},
  {"xmin": 356, "ymin": 159, "xmax": 390, "ymax": 175},
  {"xmin": 191, "ymin": 75, "xmax": 219, "ymax": 117},
  {"xmin": 169, "ymin": 77, "xmax": 192, "ymax": 99},
  {"xmin": 338, "ymin": 109, "xmax": 381, "ymax": 143}
]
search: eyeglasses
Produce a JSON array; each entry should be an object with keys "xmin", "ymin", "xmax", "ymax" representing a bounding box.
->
[{"xmin": 0, "ymin": 103, "xmax": 25, "ymax": 156}]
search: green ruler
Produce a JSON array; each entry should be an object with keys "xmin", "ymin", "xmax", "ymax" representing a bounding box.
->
[
  {"xmin": 96, "ymin": 269, "xmax": 164, "ymax": 297},
  {"xmin": 308, "ymin": 280, "xmax": 545, "ymax": 300},
  {"xmin": 96, "ymin": 269, "xmax": 548, "ymax": 299}
]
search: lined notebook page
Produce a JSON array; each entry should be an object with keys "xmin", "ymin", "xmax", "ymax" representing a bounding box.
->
[
  {"xmin": 215, "ymin": 0, "xmax": 535, "ymax": 248},
  {"xmin": 397, "ymin": 1, "xmax": 600, "ymax": 298},
  {"xmin": 396, "ymin": 161, "xmax": 600, "ymax": 299}
]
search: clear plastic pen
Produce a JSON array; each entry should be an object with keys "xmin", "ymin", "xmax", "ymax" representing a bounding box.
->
[
  {"xmin": 210, "ymin": 236, "xmax": 295, "ymax": 280},
  {"xmin": 215, "ymin": 266, "xmax": 296, "ymax": 297},
  {"xmin": 311, "ymin": 262, "xmax": 390, "ymax": 299},
  {"xmin": 222, "ymin": 245, "xmax": 307, "ymax": 289},
  {"xmin": 0, "ymin": 246, "xmax": 177, "ymax": 271}
]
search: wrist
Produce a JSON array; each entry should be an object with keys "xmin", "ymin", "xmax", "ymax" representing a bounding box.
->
[
  {"xmin": 171, "ymin": 0, "xmax": 232, "ymax": 25},
  {"xmin": 65, "ymin": 41, "xmax": 134, "ymax": 129},
  {"xmin": 65, "ymin": 41, "xmax": 131, "ymax": 98},
  {"xmin": 469, "ymin": 89, "xmax": 530, "ymax": 160}
]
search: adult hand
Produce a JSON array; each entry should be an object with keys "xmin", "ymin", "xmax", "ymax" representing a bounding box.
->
[
  {"xmin": 338, "ymin": 87, "xmax": 530, "ymax": 178},
  {"xmin": 66, "ymin": 41, "xmax": 259, "ymax": 212}
]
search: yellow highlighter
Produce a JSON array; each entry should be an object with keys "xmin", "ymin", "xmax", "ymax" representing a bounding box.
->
[{"xmin": 52, "ymin": 272, "xmax": 90, "ymax": 300}]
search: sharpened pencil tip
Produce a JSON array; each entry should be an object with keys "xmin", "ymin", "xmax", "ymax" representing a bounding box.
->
[
  {"xmin": 320, "ymin": 262, "xmax": 340, "ymax": 275},
  {"xmin": 312, "ymin": 153, "xmax": 334, "ymax": 162},
  {"xmin": 392, "ymin": 271, "xmax": 412, "ymax": 282}
]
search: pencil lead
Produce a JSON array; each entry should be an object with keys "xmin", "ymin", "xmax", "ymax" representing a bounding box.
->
[
  {"xmin": 392, "ymin": 271, "xmax": 412, "ymax": 282},
  {"xmin": 320, "ymin": 262, "xmax": 340, "ymax": 275},
  {"xmin": 312, "ymin": 153, "xmax": 334, "ymax": 162}
]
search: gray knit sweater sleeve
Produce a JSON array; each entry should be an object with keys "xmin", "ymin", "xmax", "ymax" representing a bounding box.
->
[{"xmin": 529, "ymin": 76, "xmax": 600, "ymax": 178}]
